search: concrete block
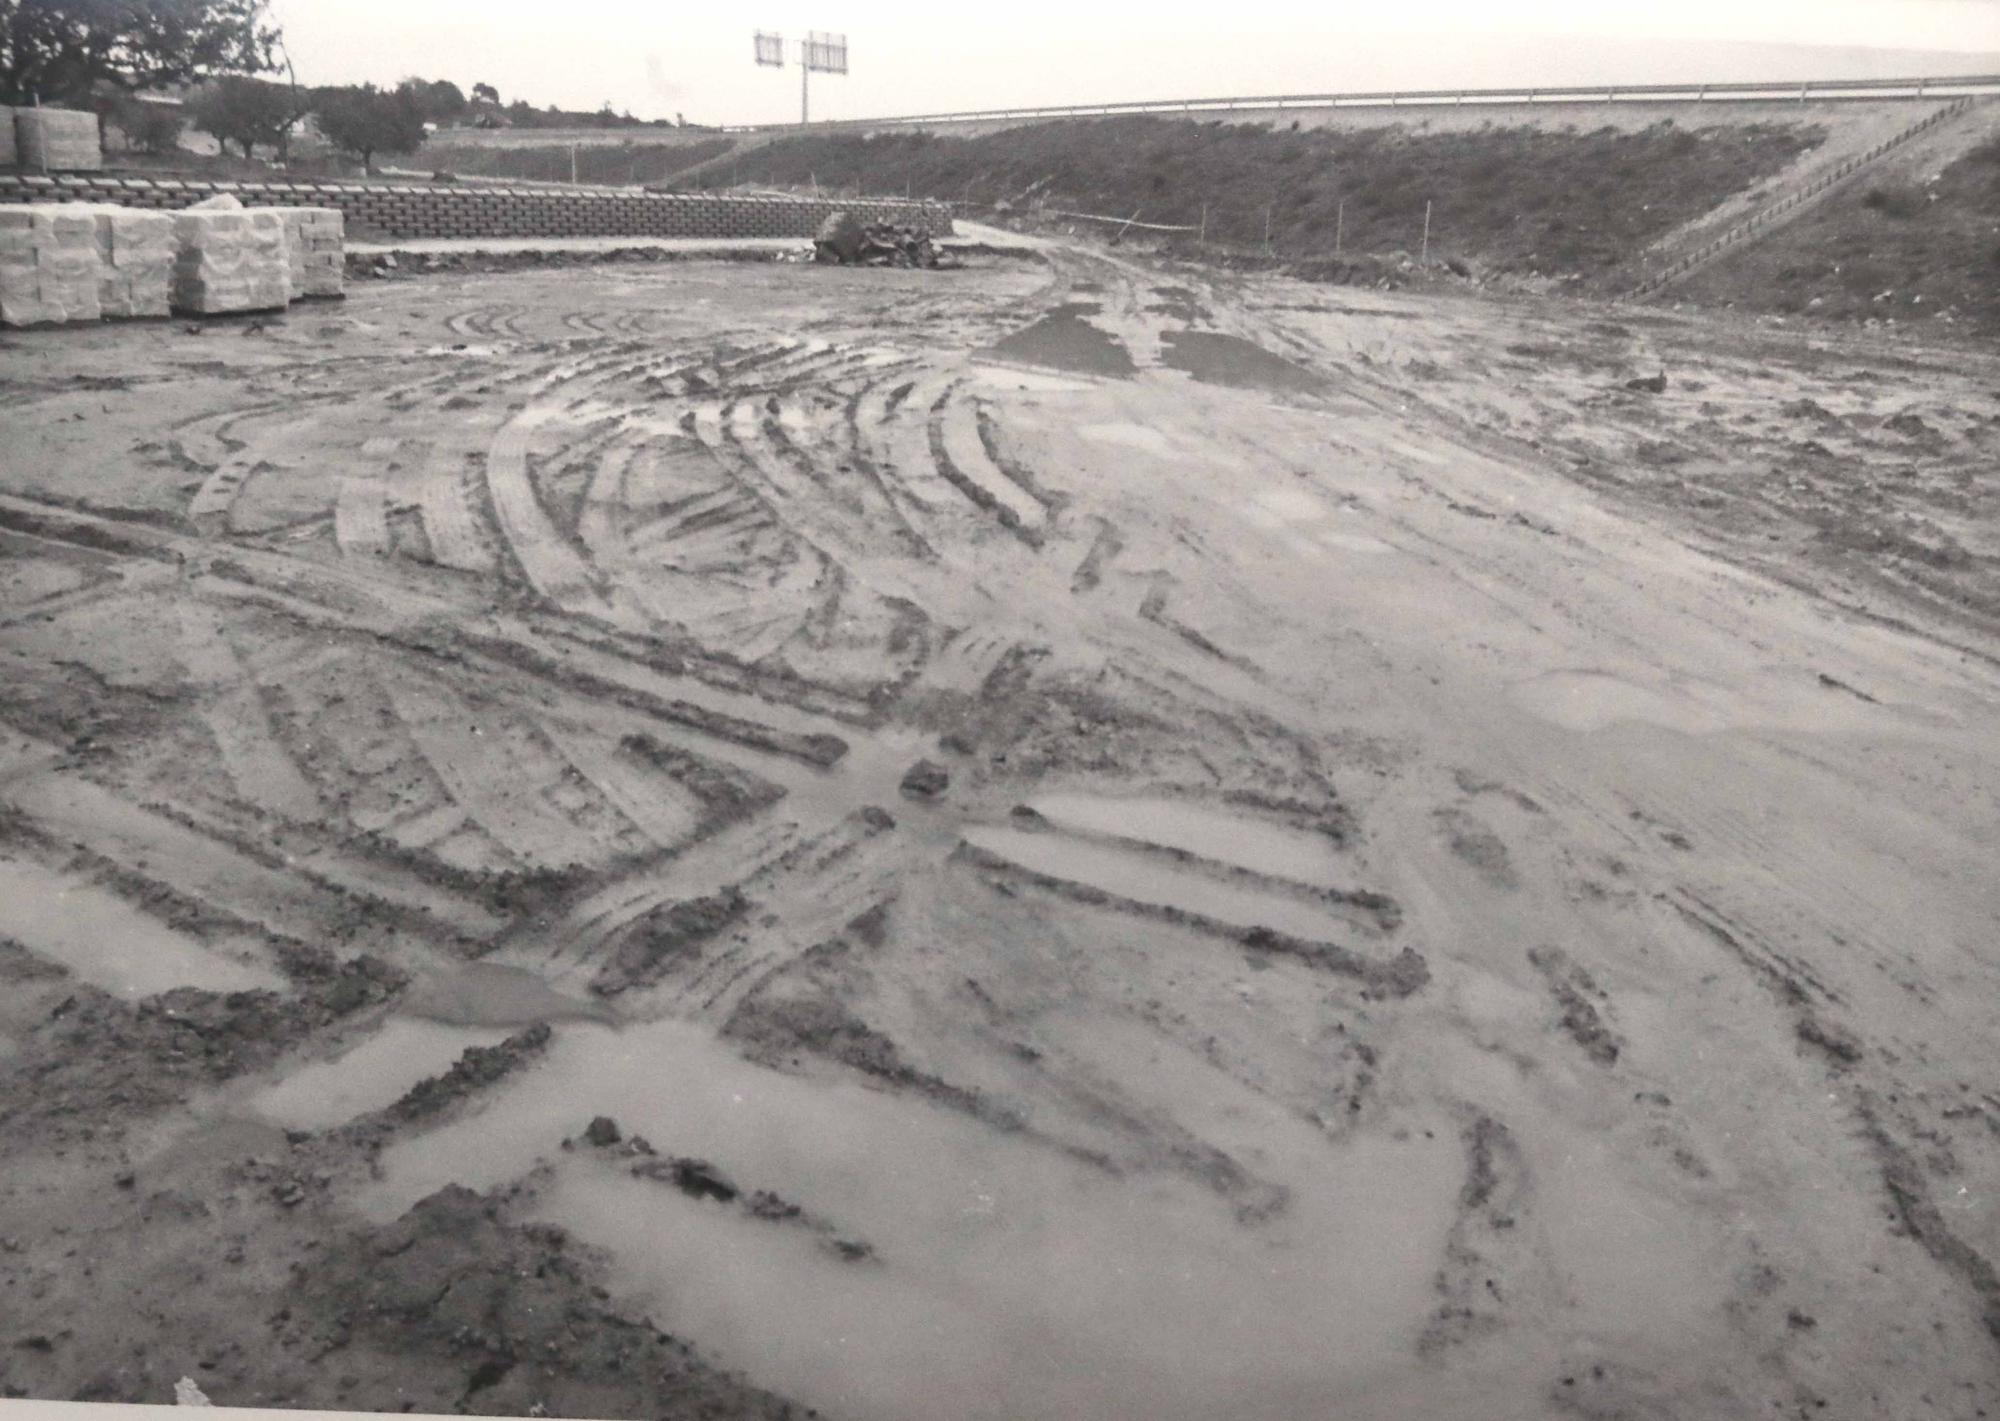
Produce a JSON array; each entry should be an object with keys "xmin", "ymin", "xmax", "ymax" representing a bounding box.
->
[
  {"xmin": 0, "ymin": 204, "xmax": 102, "ymax": 327},
  {"xmin": 14, "ymin": 107, "xmax": 102, "ymax": 172},
  {"xmin": 264, "ymin": 205, "xmax": 345, "ymax": 298},
  {"xmin": 171, "ymin": 206, "xmax": 289, "ymax": 315}
]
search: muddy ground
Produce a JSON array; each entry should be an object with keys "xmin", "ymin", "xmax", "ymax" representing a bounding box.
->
[{"xmin": 1, "ymin": 232, "xmax": 1997, "ymax": 1420}]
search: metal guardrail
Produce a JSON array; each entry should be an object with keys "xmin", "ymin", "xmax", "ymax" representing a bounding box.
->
[
  {"xmin": 1625, "ymin": 95, "xmax": 1981, "ymax": 298},
  {"xmin": 720, "ymin": 74, "xmax": 2000, "ymax": 134}
]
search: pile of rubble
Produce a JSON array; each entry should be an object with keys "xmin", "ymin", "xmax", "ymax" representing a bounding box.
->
[{"xmin": 813, "ymin": 211, "xmax": 957, "ymax": 269}]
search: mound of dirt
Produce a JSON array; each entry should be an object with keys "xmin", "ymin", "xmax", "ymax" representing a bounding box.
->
[
  {"xmin": 1, "ymin": 948, "xmax": 405, "ymax": 1146},
  {"xmin": 289, "ymin": 1184, "xmax": 796, "ymax": 1419},
  {"xmin": 590, "ymin": 889, "xmax": 753, "ymax": 997}
]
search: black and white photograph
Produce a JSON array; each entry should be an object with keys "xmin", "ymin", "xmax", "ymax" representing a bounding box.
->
[{"xmin": 1, "ymin": 2, "xmax": 1998, "ymax": 1417}]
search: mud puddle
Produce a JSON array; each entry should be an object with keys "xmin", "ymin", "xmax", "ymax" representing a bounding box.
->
[
  {"xmin": 247, "ymin": 1018, "xmax": 514, "ymax": 1130},
  {"xmin": 963, "ymin": 826, "xmax": 1346, "ymax": 940},
  {"xmin": 0, "ymin": 855, "xmax": 282, "ymax": 999},
  {"xmin": 360, "ymin": 1017, "xmax": 1460, "ymax": 1421},
  {"xmin": 1076, "ymin": 422, "xmax": 1173, "ymax": 455},
  {"xmin": 400, "ymin": 961, "xmax": 612, "ymax": 1027},
  {"xmin": 1161, "ymin": 331, "xmax": 1325, "ymax": 395},
  {"xmin": 983, "ymin": 303, "xmax": 1136, "ymax": 379},
  {"xmin": 1026, "ymin": 792, "xmax": 1342, "ymax": 888}
]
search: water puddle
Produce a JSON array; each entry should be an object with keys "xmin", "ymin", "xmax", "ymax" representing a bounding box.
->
[
  {"xmin": 963, "ymin": 826, "xmax": 1344, "ymax": 941},
  {"xmin": 0, "ymin": 856, "xmax": 283, "ymax": 999},
  {"xmin": 1511, "ymin": 670, "xmax": 1728, "ymax": 734},
  {"xmin": 361, "ymin": 1018, "xmax": 1460, "ymax": 1421},
  {"xmin": 400, "ymin": 962, "xmax": 612, "ymax": 1027},
  {"xmin": 1026, "ymin": 793, "xmax": 1342, "ymax": 888},
  {"xmin": 983, "ymin": 304, "xmax": 1136, "ymax": 379},
  {"xmin": 1161, "ymin": 331, "xmax": 1325, "ymax": 395},
  {"xmin": 248, "ymin": 1017, "xmax": 513, "ymax": 1131}
]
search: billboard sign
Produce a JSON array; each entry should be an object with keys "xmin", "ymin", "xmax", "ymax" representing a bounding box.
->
[{"xmin": 804, "ymin": 31, "xmax": 848, "ymax": 74}]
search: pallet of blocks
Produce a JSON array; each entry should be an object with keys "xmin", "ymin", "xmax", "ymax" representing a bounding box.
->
[
  {"xmin": 0, "ymin": 205, "xmax": 102, "ymax": 328},
  {"xmin": 267, "ymin": 206, "xmax": 346, "ymax": 298},
  {"xmin": 14, "ymin": 106, "xmax": 103, "ymax": 171},
  {"xmin": 171, "ymin": 201, "xmax": 290, "ymax": 315},
  {"xmin": 75, "ymin": 204, "xmax": 176, "ymax": 318}
]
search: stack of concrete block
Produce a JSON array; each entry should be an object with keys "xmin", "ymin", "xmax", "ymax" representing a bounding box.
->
[
  {"xmin": 267, "ymin": 206, "xmax": 345, "ymax": 298},
  {"xmin": 170, "ymin": 202, "xmax": 289, "ymax": 315},
  {"xmin": 14, "ymin": 107, "xmax": 103, "ymax": 172},
  {"xmin": 0, "ymin": 204, "xmax": 101, "ymax": 326},
  {"xmin": 77, "ymin": 203, "xmax": 175, "ymax": 317}
]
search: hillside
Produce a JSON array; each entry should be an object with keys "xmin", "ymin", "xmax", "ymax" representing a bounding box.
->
[
  {"xmin": 421, "ymin": 136, "xmax": 734, "ymax": 186},
  {"xmin": 698, "ymin": 116, "xmax": 1823, "ymax": 289},
  {"xmin": 1668, "ymin": 115, "xmax": 2000, "ymax": 333}
]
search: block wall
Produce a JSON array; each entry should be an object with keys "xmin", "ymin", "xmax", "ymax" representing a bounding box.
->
[{"xmin": 0, "ymin": 174, "xmax": 953, "ymax": 242}]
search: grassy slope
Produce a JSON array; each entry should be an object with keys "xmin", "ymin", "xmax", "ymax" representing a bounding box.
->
[
  {"xmin": 702, "ymin": 117, "xmax": 1821, "ymax": 288},
  {"xmin": 1672, "ymin": 131, "xmax": 2000, "ymax": 334},
  {"xmin": 420, "ymin": 138, "xmax": 734, "ymax": 186}
]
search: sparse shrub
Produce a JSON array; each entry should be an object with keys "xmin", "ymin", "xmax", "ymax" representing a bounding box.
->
[{"xmin": 1861, "ymin": 184, "xmax": 1924, "ymax": 219}]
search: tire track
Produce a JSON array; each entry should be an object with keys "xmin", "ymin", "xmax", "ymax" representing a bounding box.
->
[
  {"xmin": 376, "ymin": 672, "xmax": 608, "ymax": 869},
  {"xmin": 415, "ymin": 446, "xmax": 501, "ymax": 574},
  {"xmin": 334, "ymin": 477, "xmax": 390, "ymax": 556},
  {"xmin": 934, "ymin": 384, "xmax": 1048, "ymax": 538},
  {"xmin": 485, "ymin": 402, "xmax": 645, "ymax": 628},
  {"xmin": 175, "ymin": 595, "xmax": 324, "ymax": 822},
  {"xmin": 539, "ymin": 716, "xmax": 701, "ymax": 851}
]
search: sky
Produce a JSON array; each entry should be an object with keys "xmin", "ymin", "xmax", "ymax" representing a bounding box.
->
[{"xmin": 269, "ymin": 0, "xmax": 2000, "ymax": 125}]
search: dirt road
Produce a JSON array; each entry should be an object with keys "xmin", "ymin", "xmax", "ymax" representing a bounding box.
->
[{"xmin": 2, "ymin": 236, "xmax": 1997, "ymax": 1419}]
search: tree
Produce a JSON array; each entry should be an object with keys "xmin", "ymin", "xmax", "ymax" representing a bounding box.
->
[
  {"xmin": 312, "ymin": 83, "xmax": 424, "ymax": 173},
  {"xmin": 187, "ymin": 74, "xmax": 295, "ymax": 159},
  {"xmin": 397, "ymin": 76, "xmax": 464, "ymax": 125},
  {"xmin": 100, "ymin": 90, "xmax": 184, "ymax": 154},
  {"xmin": 470, "ymin": 80, "xmax": 498, "ymax": 105},
  {"xmin": 0, "ymin": 0, "xmax": 279, "ymax": 108}
]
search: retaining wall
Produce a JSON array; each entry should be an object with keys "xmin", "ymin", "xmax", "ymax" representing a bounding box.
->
[{"xmin": 0, "ymin": 173, "xmax": 952, "ymax": 242}]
